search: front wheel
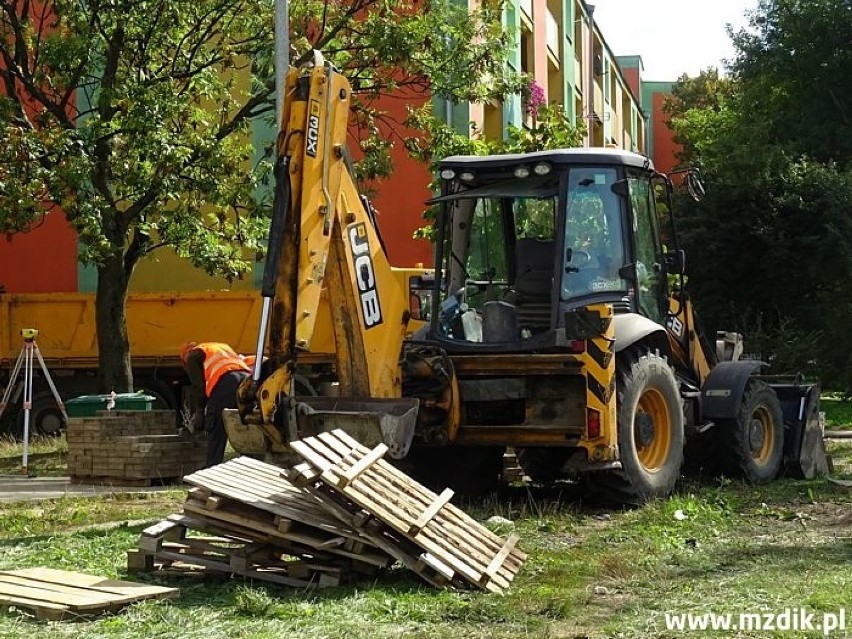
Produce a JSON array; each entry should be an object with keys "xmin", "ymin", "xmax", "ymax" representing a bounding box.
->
[
  {"xmin": 718, "ymin": 380, "xmax": 784, "ymax": 484},
  {"xmin": 600, "ymin": 350, "xmax": 684, "ymax": 504}
]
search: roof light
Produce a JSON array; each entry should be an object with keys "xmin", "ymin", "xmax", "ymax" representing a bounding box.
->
[
  {"xmin": 533, "ymin": 162, "xmax": 552, "ymax": 176},
  {"xmin": 460, "ymin": 171, "xmax": 475, "ymax": 182},
  {"xmin": 440, "ymin": 168, "xmax": 456, "ymax": 180},
  {"xmin": 513, "ymin": 165, "xmax": 530, "ymax": 179}
]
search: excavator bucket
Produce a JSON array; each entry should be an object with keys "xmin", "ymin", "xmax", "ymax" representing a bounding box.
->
[
  {"xmin": 770, "ymin": 380, "xmax": 830, "ymax": 479},
  {"xmin": 293, "ymin": 396, "xmax": 419, "ymax": 459},
  {"xmin": 224, "ymin": 397, "xmax": 419, "ymax": 459}
]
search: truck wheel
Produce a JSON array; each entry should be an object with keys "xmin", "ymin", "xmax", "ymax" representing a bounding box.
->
[
  {"xmin": 17, "ymin": 391, "xmax": 66, "ymax": 437},
  {"xmin": 600, "ymin": 350, "xmax": 684, "ymax": 504},
  {"xmin": 136, "ymin": 379, "xmax": 178, "ymax": 409},
  {"xmin": 719, "ymin": 380, "xmax": 784, "ymax": 484},
  {"xmin": 516, "ymin": 447, "xmax": 568, "ymax": 483}
]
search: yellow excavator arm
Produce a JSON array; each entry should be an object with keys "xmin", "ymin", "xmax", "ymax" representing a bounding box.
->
[{"xmin": 232, "ymin": 57, "xmax": 416, "ymax": 453}]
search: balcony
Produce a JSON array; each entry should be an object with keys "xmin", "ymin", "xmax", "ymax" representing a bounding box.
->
[{"xmin": 546, "ymin": 8, "xmax": 559, "ymax": 60}]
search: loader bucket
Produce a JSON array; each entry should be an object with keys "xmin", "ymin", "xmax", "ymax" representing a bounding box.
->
[
  {"xmin": 223, "ymin": 408, "xmax": 268, "ymax": 455},
  {"xmin": 769, "ymin": 380, "xmax": 830, "ymax": 479},
  {"xmin": 294, "ymin": 396, "xmax": 419, "ymax": 459}
]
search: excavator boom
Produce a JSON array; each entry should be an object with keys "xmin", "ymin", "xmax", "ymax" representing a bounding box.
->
[{"xmin": 230, "ymin": 58, "xmax": 418, "ymax": 456}]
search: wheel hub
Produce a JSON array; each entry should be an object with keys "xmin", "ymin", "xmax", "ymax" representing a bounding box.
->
[
  {"xmin": 749, "ymin": 418, "xmax": 765, "ymax": 454},
  {"xmin": 635, "ymin": 413, "xmax": 655, "ymax": 447}
]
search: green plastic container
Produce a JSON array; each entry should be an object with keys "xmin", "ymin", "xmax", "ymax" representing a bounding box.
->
[{"xmin": 65, "ymin": 393, "xmax": 156, "ymax": 417}]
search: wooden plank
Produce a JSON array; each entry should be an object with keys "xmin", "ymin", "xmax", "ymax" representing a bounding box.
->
[
  {"xmin": 291, "ymin": 430, "xmax": 525, "ymax": 593},
  {"xmin": 308, "ymin": 441, "xmax": 510, "ymax": 585},
  {"xmin": 0, "ymin": 568, "xmax": 179, "ymax": 601},
  {"xmin": 153, "ymin": 550, "xmax": 317, "ymax": 589},
  {"xmin": 0, "ymin": 592, "xmax": 70, "ymax": 620},
  {"xmin": 338, "ymin": 443, "xmax": 388, "ymax": 487},
  {"xmin": 205, "ymin": 495, "xmax": 226, "ymax": 510},
  {"xmin": 416, "ymin": 552, "xmax": 454, "ymax": 581},
  {"xmin": 481, "ymin": 533, "xmax": 519, "ymax": 585},
  {"xmin": 331, "ymin": 431, "xmax": 527, "ymax": 564},
  {"xmin": 409, "ymin": 488, "xmax": 454, "ymax": 535},
  {"xmin": 180, "ymin": 501, "xmax": 389, "ymax": 568},
  {"xmin": 326, "ymin": 439, "xmax": 511, "ymax": 586},
  {"xmin": 0, "ymin": 580, "xmax": 114, "ymax": 609},
  {"xmin": 0, "ymin": 576, "xmax": 177, "ymax": 614}
]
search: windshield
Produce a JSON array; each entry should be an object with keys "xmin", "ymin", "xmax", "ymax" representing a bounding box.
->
[
  {"xmin": 561, "ymin": 167, "xmax": 629, "ymax": 301},
  {"xmin": 433, "ymin": 166, "xmax": 629, "ymax": 344},
  {"xmin": 437, "ymin": 181, "xmax": 558, "ymax": 342}
]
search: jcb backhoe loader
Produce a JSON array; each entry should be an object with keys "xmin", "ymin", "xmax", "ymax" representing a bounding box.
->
[{"xmin": 226, "ymin": 55, "xmax": 828, "ymax": 503}]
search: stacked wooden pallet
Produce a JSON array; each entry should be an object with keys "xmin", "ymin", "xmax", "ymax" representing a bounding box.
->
[
  {"xmin": 287, "ymin": 430, "xmax": 526, "ymax": 594},
  {"xmin": 129, "ymin": 456, "xmax": 391, "ymax": 587},
  {"xmin": 131, "ymin": 435, "xmax": 526, "ymax": 592}
]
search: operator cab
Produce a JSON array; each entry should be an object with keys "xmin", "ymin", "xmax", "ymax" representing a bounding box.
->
[{"xmin": 427, "ymin": 148, "xmax": 679, "ymax": 351}]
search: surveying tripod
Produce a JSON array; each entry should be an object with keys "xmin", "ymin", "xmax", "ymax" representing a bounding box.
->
[{"xmin": 0, "ymin": 329, "xmax": 68, "ymax": 474}]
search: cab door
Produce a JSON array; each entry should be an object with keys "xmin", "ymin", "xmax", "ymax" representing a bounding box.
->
[{"xmin": 628, "ymin": 177, "xmax": 667, "ymax": 323}]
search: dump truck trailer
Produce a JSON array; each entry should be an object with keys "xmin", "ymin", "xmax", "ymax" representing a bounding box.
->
[{"xmin": 0, "ymin": 275, "xmax": 430, "ymax": 435}]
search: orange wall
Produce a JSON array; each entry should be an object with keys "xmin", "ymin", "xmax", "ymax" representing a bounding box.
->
[
  {"xmin": 0, "ymin": 208, "xmax": 78, "ymax": 293},
  {"xmin": 622, "ymin": 68, "xmax": 641, "ymax": 103},
  {"xmin": 364, "ymin": 91, "xmax": 434, "ymax": 267},
  {"xmin": 0, "ymin": 2, "xmax": 79, "ymax": 294},
  {"xmin": 652, "ymin": 91, "xmax": 680, "ymax": 174}
]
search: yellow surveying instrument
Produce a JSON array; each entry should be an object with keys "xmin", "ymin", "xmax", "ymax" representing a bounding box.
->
[{"xmin": 0, "ymin": 328, "xmax": 68, "ymax": 474}]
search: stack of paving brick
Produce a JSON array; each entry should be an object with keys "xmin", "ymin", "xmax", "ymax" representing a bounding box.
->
[{"xmin": 67, "ymin": 410, "xmax": 206, "ymax": 485}]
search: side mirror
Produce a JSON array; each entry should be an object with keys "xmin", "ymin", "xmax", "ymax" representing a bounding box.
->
[
  {"xmin": 665, "ymin": 249, "xmax": 686, "ymax": 274},
  {"xmin": 611, "ymin": 179, "xmax": 629, "ymax": 197}
]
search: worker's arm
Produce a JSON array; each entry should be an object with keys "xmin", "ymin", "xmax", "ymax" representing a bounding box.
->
[{"xmin": 185, "ymin": 348, "xmax": 207, "ymax": 431}]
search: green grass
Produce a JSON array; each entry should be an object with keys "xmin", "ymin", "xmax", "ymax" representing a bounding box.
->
[
  {"xmin": 821, "ymin": 395, "xmax": 852, "ymax": 430},
  {"xmin": 0, "ymin": 451, "xmax": 849, "ymax": 638},
  {"xmin": 0, "ymin": 434, "xmax": 68, "ymax": 476},
  {"xmin": 0, "ymin": 430, "xmax": 848, "ymax": 637}
]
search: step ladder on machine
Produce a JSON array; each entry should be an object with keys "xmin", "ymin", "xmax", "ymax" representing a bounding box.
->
[{"xmin": 0, "ymin": 329, "xmax": 68, "ymax": 475}]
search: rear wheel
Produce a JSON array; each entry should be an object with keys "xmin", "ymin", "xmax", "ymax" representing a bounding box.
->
[
  {"xmin": 718, "ymin": 380, "xmax": 783, "ymax": 484},
  {"xmin": 599, "ymin": 350, "xmax": 684, "ymax": 504},
  {"xmin": 16, "ymin": 391, "xmax": 66, "ymax": 437}
]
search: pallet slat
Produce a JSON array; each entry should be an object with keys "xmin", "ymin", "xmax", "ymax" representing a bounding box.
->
[
  {"xmin": 290, "ymin": 430, "xmax": 526, "ymax": 593},
  {"xmin": 0, "ymin": 568, "xmax": 178, "ymax": 619}
]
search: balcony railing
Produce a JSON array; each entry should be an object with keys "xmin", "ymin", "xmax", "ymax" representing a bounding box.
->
[
  {"xmin": 546, "ymin": 8, "xmax": 559, "ymax": 58},
  {"xmin": 520, "ymin": 0, "xmax": 533, "ymax": 21}
]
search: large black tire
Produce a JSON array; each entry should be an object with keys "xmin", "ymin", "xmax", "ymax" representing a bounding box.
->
[
  {"xmin": 16, "ymin": 391, "xmax": 66, "ymax": 437},
  {"xmin": 599, "ymin": 350, "xmax": 684, "ymax": 504},
  {"xmin": 717, "ymin": 380, "xmax": 784, "ymax": 484},
  {"xmin": 516, "ymin": 447, "xmax": 569, "ymax": 483}
]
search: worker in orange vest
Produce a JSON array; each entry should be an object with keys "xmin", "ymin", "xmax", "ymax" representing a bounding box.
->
[{"xmin": 180, "ymin": 342, "xmax": 252, "ymax": 467}]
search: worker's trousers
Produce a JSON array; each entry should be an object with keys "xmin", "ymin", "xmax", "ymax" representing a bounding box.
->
[{"xmin": 205, "ymin": 370, "xmax": 249, "ymax": 467}]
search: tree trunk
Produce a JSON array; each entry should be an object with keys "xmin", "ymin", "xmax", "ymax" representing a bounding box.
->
[{"xmin": 95, "ymin": 253, "xmax": 133, "ymax": 393}]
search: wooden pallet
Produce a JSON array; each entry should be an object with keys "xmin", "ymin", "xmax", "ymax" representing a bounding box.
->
[
  {"xmin": 130, "ymin": 522, "xmax": 339, "ymax": 588},
  {"xmin": 0, "ymin": 567, "xmax": 178, "ymax": 620},
  {"xmin": 131, "ymin": 456, "xmax": 393, "ymax": 587},
  {"xmin": 181, "ymin": 457, "xmax": 389, "ymax": 566},
  {"xmin": 287, "ymin": 430, "xmax": 527, "ymax": 593}
]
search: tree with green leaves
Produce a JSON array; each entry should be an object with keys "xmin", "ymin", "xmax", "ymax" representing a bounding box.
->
[
  {"xmin": 665, "ymin": 0, "xmax": 852, "ymax": 389},
  {"xmin": 406, "ymin": 80, "xmax": 586, "ymax": 240},
  {"xmin": 0, "ymin": 0, "xmax": 524, "ymax": 392}
]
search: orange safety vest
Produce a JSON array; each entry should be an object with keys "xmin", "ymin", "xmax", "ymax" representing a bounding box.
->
[{"xmin": 198, "ymin": 343, "xmax": 251, "ymax": 397}]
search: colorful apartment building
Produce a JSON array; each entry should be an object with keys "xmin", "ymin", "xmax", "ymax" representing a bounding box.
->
[{"xmin": 0, "ymin": 1, "xmax": 676, "ymax": 294}]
